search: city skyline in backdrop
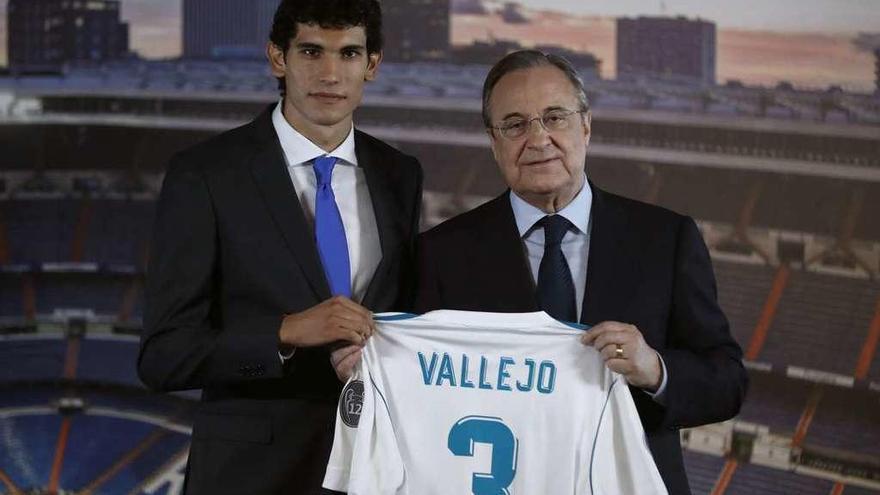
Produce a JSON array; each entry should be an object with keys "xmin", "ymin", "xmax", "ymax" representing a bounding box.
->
[{"xmin": 0, "ymin": 0, "xmax": 877, "ymax": 91}]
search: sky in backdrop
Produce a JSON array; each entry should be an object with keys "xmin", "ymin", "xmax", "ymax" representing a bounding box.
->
[{"xmin": 1, "ymin": 0, "xmax": 877, "ymax": 91}]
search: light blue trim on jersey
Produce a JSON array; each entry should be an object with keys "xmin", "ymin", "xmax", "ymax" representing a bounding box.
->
[
  {"xmin": 561, "ymin": 320, "xmax": 590, "ymax": 331},
  {"xmin": 589, "ymin": 378, "xmax": 618, "ymax": 494},
  {"xmin": 374, "ymin": 312, "xmax": 419, "ymax": 321},
  {"xmin": 375, "ymin": 311, "xmax": 592, "ymax": 333}
]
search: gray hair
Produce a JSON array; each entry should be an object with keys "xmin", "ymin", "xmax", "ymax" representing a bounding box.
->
[{"xmin": 481, "ymin": 50, "xmax": 590, "ymax": 128}]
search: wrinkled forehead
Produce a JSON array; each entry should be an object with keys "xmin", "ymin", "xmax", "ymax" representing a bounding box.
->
[{"xmin": 488, "ymin": 66, "xmax": 582, "ymax": 119}]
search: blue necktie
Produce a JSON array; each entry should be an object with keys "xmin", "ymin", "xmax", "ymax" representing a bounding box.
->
[
  {"xmin": 536, "ymin": 215, "xmax": 577, "ymax": 322},
  {"xmin": 313, "ymin": 156, "xmax": 351, "ymax": 297}
]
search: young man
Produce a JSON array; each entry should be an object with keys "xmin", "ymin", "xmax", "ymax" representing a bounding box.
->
[{"xmin": 138, "ymin": 1, "xmax": 422, "ymax": 493}]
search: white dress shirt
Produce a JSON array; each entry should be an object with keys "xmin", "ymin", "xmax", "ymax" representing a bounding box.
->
[
  {"xmin": 271, "ymin": 101, "xmax": 382, "ymax": 303},
  {"xmin": 508, "ymin": 177, "xmax": 668, "ymax": 402}
]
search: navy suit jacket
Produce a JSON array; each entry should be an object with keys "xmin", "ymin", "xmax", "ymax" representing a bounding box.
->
[
  {"xmin": 415, "ymin": 184, "xmax": 747, "ymax": 495},
  {"xmin": 138, "ymin": 106, "xmax": 423, "ymax": 494}
]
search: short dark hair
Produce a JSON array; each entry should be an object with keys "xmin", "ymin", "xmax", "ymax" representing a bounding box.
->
[
  {"xmin": 269, "ymin": 0, "xmax": 383, "ymax": 54},
  {"xmin": 481, "ymin": 50, "xmax": 590, "ymax": 128},
  {"xmin": 269, "ymin": 0, "xmax": 383, "ymax": 93}
]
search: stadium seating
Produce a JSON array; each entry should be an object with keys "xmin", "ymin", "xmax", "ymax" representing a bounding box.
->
[
  {"xmin": 77, "ymin": 336, "xmax": 142, "ymax": 386},
  {"xmin": 843, "ymin": 484, "xmax": 880, "ymax": 494},
  {"xmin": 0, "ymin": 414, "xmax": 61, "ymax": 489},
  {"xmin": 683, "ymin": 450, "xmax": 725, "ymax": 495},
  {"xmin": 83, "ymin": 199, "xmax": 155, "ymax": 266},
  {"xmin": 724, "ymin": 462, "xmax": 835, "ymax": 495},
  {"xmin": 0, "ymin": 275, "xmax": 23, "ymax": 317},
  {"xmin": 3, "ymin": 199, "xmax": 78, "ymax": 263},
  {"xmin": 760, "ymin": 271, "xmax": 878, "ymax": 376},
  {"xmin": 713, "ymin": 260, "xmax": 777, "ymax": 348},
  {"xmin": 805, "ymin": 387, "xmax": 880, "ymax": 458},
  {"xmin": 0, "ymin": 335, "xmax": 67, "ymax": 382},
  {"xmin": 737, "ymin": 374, "xmax": 811, "ymax": 436},
  {"xmin": 35, "ymin": 273, "xmax": 130, "ymax": 316}
]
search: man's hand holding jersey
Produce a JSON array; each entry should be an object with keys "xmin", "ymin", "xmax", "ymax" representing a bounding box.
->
[
  {"xmin": 582, "ymin": 321, "xmax": 664, "ymax": 393},
  {"xmin": 278, "ymin": 296, "xmax": 374, "ymax": 368}
]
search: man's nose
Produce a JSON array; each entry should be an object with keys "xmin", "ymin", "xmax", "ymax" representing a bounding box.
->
[
  {"xmin": 524, "ymin": 118, "xmax": 552, "ymax": 147},
  {"xmin": 318, "ymin": 56, "xmax": 341, "ymax": 84}
]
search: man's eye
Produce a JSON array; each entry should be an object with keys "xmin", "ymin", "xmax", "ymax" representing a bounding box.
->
[
  {"xmin": 503, "ymin": 121, "xmax": 526, "ymax": 131},
  {"xmin": 342, "ymin": 50, "xmax": 361, "ymax": 58},
  {"xmin": 301, "ymin": 49, "xmax": 319, "ymax": 57},
  {"xmin": 545, "ymin": 113, "xmax": 566, "ymax": 123}
]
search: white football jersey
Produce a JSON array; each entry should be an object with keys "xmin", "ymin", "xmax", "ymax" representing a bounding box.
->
[{"xmin": 323, "ymin": 310, "xmax": 668, "ymax": 495}]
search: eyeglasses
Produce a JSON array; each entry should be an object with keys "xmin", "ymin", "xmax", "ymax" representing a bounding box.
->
[{"xmin": 490, "ymin": 109, "xmax": 585, "ymax": 140}]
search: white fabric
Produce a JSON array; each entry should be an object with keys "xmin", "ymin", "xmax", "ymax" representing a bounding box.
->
[
  {"xmin": 271, "ymin": 101, "xmax": 381, "ymax": 302},
  {"xmin": 323, "ymin": 310, "xmax": 668, "ymax": 495}
]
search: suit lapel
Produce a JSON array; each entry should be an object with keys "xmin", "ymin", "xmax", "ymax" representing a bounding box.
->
[
  {"xmin": 356, "ymin": 131, "xmax": 402, "ymax": 308},
  {"xmin": 581, "ymin": 184, "xmax": 638, "ymax": 325},
  {"xmin": 247, "ymin": 108, "xmax": 331, "ymax": 300},
  {"xmin": 478, "ymin": 193, "xmax": 539, "ymax": 311}
]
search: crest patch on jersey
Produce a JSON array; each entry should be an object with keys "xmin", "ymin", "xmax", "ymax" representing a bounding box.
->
[{"xmin": 340, "ymin": 379, "xmax": 365, "ymax": 428}]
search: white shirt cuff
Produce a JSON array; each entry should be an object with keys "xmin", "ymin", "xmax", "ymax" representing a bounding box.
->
[
  {"xmin": 643, "ymin": 352, "xmax": 668, "ymax": 406},
  {"xmin": 278, "ymin": 347, "xmax": 296, "ymax": 364}
]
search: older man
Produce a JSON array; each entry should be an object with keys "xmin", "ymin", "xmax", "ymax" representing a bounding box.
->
[{"xmin": 414, "ymin": 50, "xmax": 747, "ymax": 494}]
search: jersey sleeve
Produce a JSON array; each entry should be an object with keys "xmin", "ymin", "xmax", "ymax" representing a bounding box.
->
[
  {"xmin": 589, "ymin": 378, "xmax": 669, "ymax": 495},
  {"xmin": 322, "ymin": 363, "xmax": 405, "ymax": 494}
]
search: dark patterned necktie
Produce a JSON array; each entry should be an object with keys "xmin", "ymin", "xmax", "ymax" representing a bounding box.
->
[{"xmin": 536, "ymin": 215, "xmax": 576, "ymax": 322}]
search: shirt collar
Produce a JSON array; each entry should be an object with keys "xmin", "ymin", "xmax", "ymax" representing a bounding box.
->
[
  {"xmin": 509, "ymin": 176, "xmax": 592, "ymax": 238},
  {"xmin": 271, "ymin": 99, "xmax": 358, "ymax": 167}
]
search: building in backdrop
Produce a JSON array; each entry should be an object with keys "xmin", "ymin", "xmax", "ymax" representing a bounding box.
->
[
  {"xmin": 616, "ymin": 15, "xmax": 716, "ymax": 86},
  {"xmin": 383, "ymin": 0, "xmax": 451, "ymax": 62},
  {"xmin": 183, "ymin": 0, "xmax": 278, "ymax": 59},
  {"xmin": 875, "ymin": 49, "xmax": 879, "ymax": 94},
  {"xmin": 6, "ymin": 0, "xmax": 130, "ymax": 75}
]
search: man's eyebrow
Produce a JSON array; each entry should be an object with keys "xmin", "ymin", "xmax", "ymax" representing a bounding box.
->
[
  {"xmin": 340, "ymin": 44, "xmax": 366, "ymax": 51},
  {"xmin": 499, "ymin": 112, "xmax": 527, "ymax": 121},
  {"xmin": 543, "ymin": 105, "xmax": 570, "ymax": 112},
  {"xmin": 295, "ymin": 42, "xmax": 324, "ymax": 50}
]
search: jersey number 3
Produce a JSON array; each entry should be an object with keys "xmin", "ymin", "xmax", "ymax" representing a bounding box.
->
[{"xmin": 448, "ymin": 416, "xmax": 518, "ymax": 495}]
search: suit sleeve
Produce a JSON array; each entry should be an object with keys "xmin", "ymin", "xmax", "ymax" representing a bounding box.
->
[
  {"xmin": 137, "ymin": 156, "xmax": 284, "ymax": 392},
  {"xmin": 396, "ymin": 157, "xmax": 424, "ymax": 312},
  {"xmin": 658, "ymin": 216, "xmax": 748, "ymax": 428},
  {"xmin": 413, "ymin": 230, "xmax": 443, "ymax": 314}
]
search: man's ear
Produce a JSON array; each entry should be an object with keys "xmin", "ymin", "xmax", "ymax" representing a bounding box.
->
[
  {"xmin": 487, "ymin": 128, "xmax": 501, "ymax": 163},
  {"xmin": 267, "ymin": 42, "xmax": 286, "ymax": 78},
  {"xmin": 582, "ymin": 110, "xmax": 592, "ymax": 145},
  {"xmin": 365, "ymin": 51, "xmax": 383, "ymax": 81}
]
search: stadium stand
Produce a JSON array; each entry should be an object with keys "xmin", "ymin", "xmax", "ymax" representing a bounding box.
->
[
  {"xmin": 0, "ymin": 335, "xmax": 66, "ymax": 382},
  {"xmin": 737, "ymin": 373, "xmax": 811, "ymax": 436},
  {"xmin": 3, "ymin": 199, "xmax": 78, "ymax": 263},
  {"xmin": 59, "ymin": 414, "xmax": 159, "ymax": 489},
  {"xmin": 760, "ymin": 271, "xmax": 879, "ymax": 376},
  {"xmin": 844, "ymin": 485, "xmax": 880, "ymax": 494},
  {"xmin": 713, "ymin": 260, "xmax": 777, "ymax": 348},
  {"xmin": 724, "ymin": 463, "xmax": 835, "ymax": 495},
  {"xmin": 77, "ymin": 336, "xmax": 141, "ymax": 386},
  {"xmin": 0, "ymin": 414, "xmax": 62, "ymax": 489},
  {"xmin": 806, "ymin": 387, "xmax": 880, "ymax": 458},
  {"xmin": 83, "ymin": 199, "xmax": 155, "ymax": 266},
  {"xmin": 683, "ymin": 450, "xmax": 725, "ymax": 495},
  {"xmin": 0, "ymin": 275, "xmax": 23, "ymax": 318},
  {"xmin": 35, "ymin": 273, "xmax": 130, "ymax": 316}
]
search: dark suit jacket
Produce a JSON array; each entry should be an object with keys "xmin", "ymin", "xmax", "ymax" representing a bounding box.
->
[
  {"xmin": 415, "ymin": 184, "xmax": 747, "ymax": 495},
  {"xmin": 138, "ymin": 106, "xmax": 423, "ymax": 494}
]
